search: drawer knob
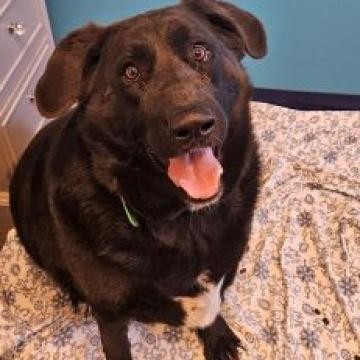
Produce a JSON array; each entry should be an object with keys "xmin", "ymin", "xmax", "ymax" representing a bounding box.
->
[
  {"xmin": 28, "ymin": 95, "xmax": 35, "ymax": 103},
  {"xmin": 8, "ymin": 22, "xmax": 26, "ymax": 37}
]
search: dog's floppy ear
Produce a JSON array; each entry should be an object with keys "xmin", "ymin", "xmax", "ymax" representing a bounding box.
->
[
  {"xmin": 35, "ymin": 23, "xmax": 106, "ymax": 118},
  {"xmin": 182, "ymin": 0, "xmax": 266, "ymax": 59}
]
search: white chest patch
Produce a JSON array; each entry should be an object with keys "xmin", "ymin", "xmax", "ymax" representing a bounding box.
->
[{"xmin": 175, "ymin": 273, "xmax": 224, "ymax": 329}]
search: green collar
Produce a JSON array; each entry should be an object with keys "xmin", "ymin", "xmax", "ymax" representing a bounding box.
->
[{"xmin": 121, "ymin": 197, "xmax": 139, "ymax": 228}]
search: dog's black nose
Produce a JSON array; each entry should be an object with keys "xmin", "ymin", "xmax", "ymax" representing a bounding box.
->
[{"xmin": 172, "ymin": 116, "xmax": 215, "ymax": 142}]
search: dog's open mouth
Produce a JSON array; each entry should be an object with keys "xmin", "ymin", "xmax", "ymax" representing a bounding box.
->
[{"xmin": 167, "ymin": 147, "xmax": 223, "ymax": 201}]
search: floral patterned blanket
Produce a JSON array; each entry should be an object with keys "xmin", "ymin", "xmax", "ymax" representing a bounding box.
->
[{"xmin": 1, "ymin": 102, "xmax": 359, "ymax": 359}]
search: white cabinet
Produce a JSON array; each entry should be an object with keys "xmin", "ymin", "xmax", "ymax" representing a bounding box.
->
[{"xmin": 0, "ymin": 0, "xmax": 54, "ymax": 191}]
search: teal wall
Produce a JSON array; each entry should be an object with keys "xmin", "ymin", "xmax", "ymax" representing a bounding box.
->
[{"xmin": 45, "ymin": 0, "xmax": 360, "ymax": 95}]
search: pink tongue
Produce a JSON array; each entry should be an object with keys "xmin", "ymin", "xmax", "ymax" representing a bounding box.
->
[{"xmin": 168, "ymin": 147, "xmax": 223, "ymax": 200}]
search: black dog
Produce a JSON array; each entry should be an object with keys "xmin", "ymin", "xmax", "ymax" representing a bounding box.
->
[{"xmin": 10, "ymin": 1, "xmax": 266, "ymax": 359}]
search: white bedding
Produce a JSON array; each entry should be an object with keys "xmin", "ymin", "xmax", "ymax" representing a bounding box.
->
[{"xmin": 1, "ymin": 102, "xmax": 359, "ymax": 359}]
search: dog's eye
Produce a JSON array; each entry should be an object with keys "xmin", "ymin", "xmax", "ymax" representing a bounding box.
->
[
  {"xmin": 192, "ymin": 44, "xmax": 211, "ymax": 62},
  {"xmin": 124, "ymin": 65, "xmax": 140, "ymax": 81}
]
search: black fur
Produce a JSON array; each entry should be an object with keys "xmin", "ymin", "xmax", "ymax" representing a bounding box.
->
[{"xmin": 10, "ymin": 1, "xmax": 266, "ymax": 359}]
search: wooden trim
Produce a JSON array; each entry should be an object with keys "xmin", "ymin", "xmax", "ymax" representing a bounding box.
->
[
  {"xmin": 253, "ymin": 88, "xmax": 360, "ymax": 111},
  {"xmin": 0, "ymin": 128, "xmax": 12, "ymax": 168},
  {"xmin": 0, "ymin": 192, "xmax": 9, "ymax": 207}
]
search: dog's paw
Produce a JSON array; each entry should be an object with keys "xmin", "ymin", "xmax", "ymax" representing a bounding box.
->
[
  {"xmin": 198, "ymin": 316, "xmax": 244, "ymax": 360},
  {"xmin": 203, "ymin": 333, "xmax": 241, "ymax": 360},
  {"xmin": 176, "ymin": 273, "xmax": 223, "ymax": 329}
]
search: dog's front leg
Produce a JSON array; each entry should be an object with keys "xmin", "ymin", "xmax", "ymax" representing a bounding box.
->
[
  {"xmin": 177, "ymin": 273, "xmax": 243, "ymax": 360},
  {"xmin": 94, "ymin": 311, "xmax": 132, "ymax": 360},
  {"xmin": 128, "ymin": 272, "xmax": 224, "ymax": 329},
  {"xmin": 124, "ymin": 285, "xmax": 187, "ymax": 326}
]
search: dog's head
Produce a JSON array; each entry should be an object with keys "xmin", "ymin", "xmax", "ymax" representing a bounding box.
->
[{"xmin": 36, "ymin": 0, "xmax": 266, "ymax": 212}]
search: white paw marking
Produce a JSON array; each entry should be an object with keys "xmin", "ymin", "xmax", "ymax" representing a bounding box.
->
[{"xmin": 176, "ymin": 273, "xmax": 224, "ymax": 329}]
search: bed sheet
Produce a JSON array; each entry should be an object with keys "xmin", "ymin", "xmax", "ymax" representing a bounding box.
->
[{"xmin": 1, "ymin": 102, "xmax": 359, "ymax": 359}]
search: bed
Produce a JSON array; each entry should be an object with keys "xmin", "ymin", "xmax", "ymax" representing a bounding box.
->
[{"xmin": 1, "ymin": 99, "xmax": 359, "ymax": 359}]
